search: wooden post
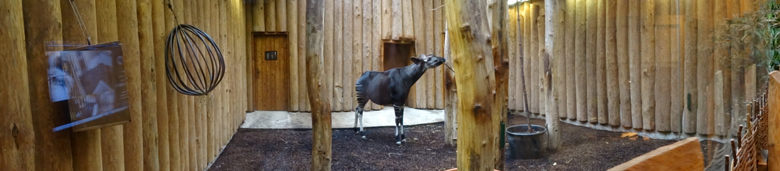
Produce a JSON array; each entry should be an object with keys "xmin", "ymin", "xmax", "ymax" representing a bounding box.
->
[
  {"xmin": 713, "ymin": 0, "xmax": 730, "ymax": 136},
  {"xmin": 488, "ymin": 0, "xmax": 508, "ymax": 169},
  {"xmin": 343, "ymin": 0, "xmax": 353, "ymax": 111},
  {"xmin": 586, "ymin": 0, "xmax": 597, "ymax": 123},
  {"xmin": 382, "ymin": 0, "xmax": 391, "ymax": 40},
  {"xmin": 537, "ymin": 6, "xmax": 546, "ymax": 119},
  {"xmin": 164, "ymin": 0, "xmax": 180, "ymax": 169},
  {"xmin": 729, "ymin": 0, "xmax": 744, "ymax": 136},
  {"xmin": 97, "ymin": 0, "xmax": 125, "ymax": 169},
  {"xmin": 768, "ymin": 71, "xmax": 780, "ymax": 171},
  {"xmin": 391, "ymin": 0, "xmax": 401, "ymax": 40},
  {"xmin": 265, "ymin": 0, "xmax": 276, "ymax": 31},
  {"xmin": 530, "ymin": 4, "xmax": 539, "ymax": 115},
  {"xmin": 173, "ymin": 0, "xmax": 189, "ymax": 168},
  {"xmin": 545, "ymin": 0, "xmax": 561, "ymax": 150},
  {"xmin": 402, "ymin": 0, "xmax": 413, "ymax": 39},
  {"xmin": 277, "ymin": 0, "xmax": 286, "ymax": 31},
  {"xmin": 137, "ymin": 0, "xmax": 160, "ymax": 169},
  {"xmin": 683, "ymin": 0, "xmax": 698, "ymax": 134},
  {"xmin": 1, "ymin": 0, "xmax": 35, "ymax": 170},
  {"xmin": 324, "ymin": 0, "xmax": 334, "ymax": 112},
  {"xmin": 596, "ymin": 0, "xmax": 607, "ymax": 125},
  {"xmin": 435, "ymin": 0, "xmax": 445, "ymax": 110},
  {"xmin": 362, "ymin": 0, "xmax": 373, "ymax": 111},
  {"xmin": 566, "ymin": 0, "xmax": 576, "ymax": 120},
  {"xmin": 641, "ymin": 0, "xmax": 656, "ymax": 131},
  {"xmin": 412, "ymin": 0, "xmax": 425, "ymax": 108},
  {"xmin": 245, "ymin": 1, "xmax": 254, "ymax": 112},
  {"xmin": 654, "ymin": 0, "xmax": 670, "ymax": 132},
  {"xmin": 628, "ymin": 0, "xmax": 642, "ymax": 129},
  {"xmin": 300, "ymin": 0, "xmax": 309, "ymax": 112},
  {"xmin": 575, "ymin": 0, "xmax": 587, "ymax": 122},
  {"xmin": 253, "ymin": 0, "xmax": 265, "ymax": 31},
  {"xmin": 445, "ymin": 0, "xmax": 500, "ymax": 169},
  {"xmin": 714, "ymin": 71, "xmax": 726, "ymax": 136},
  {"xmin": 116, "ymin": 0, "xmax": 144, "ymax": 169},
  {"xmin": 553, "ymin": 1, "xmax": 566, "ymax": 120},
  {"xmin": 670, "ymin": 0, "xmax": 684, "ymax": 133},
  {"xmin": 444, "ymin": 24, "xmax": 457, "ymax": 146},
  {"xmin": 61, "ymin": 0, "xmax": 102, "ymax": 170},
  {"xmin": 426, "ymin": 0, "xmax": 435, "ymax": 109},
  {"xmin": 194, "ymin": 0, "xmax": 205, "ymax": 168},
  {"xmin": 696, "ymin": 0, "xmax": 712, "ymax": 135},
  {"xmin": 288, "ymin": 0, "xmax": 300, "ymax": 112},
  {"xmin": 305, "ymin": 1, "xmax": 333, "ymax": 170},
  {"xmin": 606, "ymin": 0, "xmax": 620, "ymax": 127},
  {"xmin": 352, "ymin": 0, "xmax": 363, "ymax": 112},
  {"xmin": 372, "ymin": 0, "xmax": 383, "ymax": 111},
  {"xmin": 151, "ymin": 0, "xmax": 169, "ymax": 170},
  {"xmin": 333, "ymin": 0, "xmax": 343, "ymax": 111},
  {"xmin": 616, "ymin": 0, "xmax": 631, "ymax": 128}
]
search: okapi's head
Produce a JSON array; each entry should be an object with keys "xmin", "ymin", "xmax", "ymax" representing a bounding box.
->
[{"xmin": 410, "ymin": 54, "xmax": 446, "ymax": 69}]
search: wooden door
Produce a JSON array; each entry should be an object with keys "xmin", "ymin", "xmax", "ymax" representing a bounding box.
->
[{"xmin": 253, "ymin": 33, "xmax": 290, "ymax": 111}]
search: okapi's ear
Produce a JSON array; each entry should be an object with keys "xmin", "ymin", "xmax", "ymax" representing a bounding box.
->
[{"xmin": 410, "ymin": 57, "xmax": 423, "ymax": 64}]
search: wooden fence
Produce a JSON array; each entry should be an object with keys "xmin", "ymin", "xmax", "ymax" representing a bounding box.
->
[
  {"xmin": 0, "ymin": 0, "xmax": 248, "ymax": 170},
  {"xmin": 507, "ymin": 0, "xmax": 763, "ymax": 136}
]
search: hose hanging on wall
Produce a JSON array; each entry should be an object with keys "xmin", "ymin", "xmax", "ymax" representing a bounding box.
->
[{"xmin": 164, "ymin": 24, "xmax": 225, "ymax": 96}]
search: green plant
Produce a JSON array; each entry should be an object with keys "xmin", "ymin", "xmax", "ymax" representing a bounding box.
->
[{"xmin": 714, "ymin": 0, "xmax": 780, "ymax": 74}]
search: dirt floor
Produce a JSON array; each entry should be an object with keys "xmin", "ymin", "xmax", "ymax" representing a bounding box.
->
[{"xmin": 209, "ymin": 114, "xmax": 683, "ymax": 171}]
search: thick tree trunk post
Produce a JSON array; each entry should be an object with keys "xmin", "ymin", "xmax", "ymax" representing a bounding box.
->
[
  {"xmin": 305, "ymin": 1, "xmax": 332, "ymax": 170},
  {"xmin": 1, "ymin": 0, "xmax": 35, "ymax": 170},
  {"xmin": 606, "ymin": 0, "xmax": 620, "ymax": 127},
  {"xmin": 654, "ymin": 0, "xmax": 671, "ymax": 132},
  {"xmin": 586, "ymin": 0, "xmax": 597, "ymax": 123},
  {"xmin": 696, "ymin": 0, "xmax": 713, "ymax": 135},
  {"xmin": 487, "ymin": 0, "xmax": 508, "ymax": 169},
  {"xmin": 137, "ymin": 0, "xmax": 160, "ymax": 169},
  {"xmin": 152, "ymin": 0, "xmax": 169, "ymax": 170},
  {"xmin": 575, "ymin": 0, "xmax": 587, "ymax": 122},
  {"xmin": 566, "ymin": 0, "xmax": 576, "ymax": 121},
  {"xmin": 445, "ymin": 0, "xmax": 500, "ymax": 169},
  {"xmin": 545, "ymin": 0, "xmax": 561, "ymax": 150},
  {"xmin": 116, "ymin": 0, "xmax": 144, "ymax": 169},
  {"xmin": 641, "ymin": 0, "xmax": 656, "ymax": 131},
  {"xmin": 628, "ymin": 0, "xmax": 642, "ymax": 129},
  {"xmin": 768, "ymin": 71, "xmax": 780, "ymax": 171},
  {"xmin": 616, "ymin": 0, "xmax": 631, "ymax": 128},
  {"xmin": 61, "ymin": 0, "xmax": 102, "ymax": 170},
  {"xmin": 22, "ymin": 0, "xmax": 74, "ymax": 170},
  {"xmin": 596, "ymin": 0, "xmax": 607, "ymax": 125},
  {"xmin": 683, "ymin": 0, "xmax": 698, "ymax": 134}
]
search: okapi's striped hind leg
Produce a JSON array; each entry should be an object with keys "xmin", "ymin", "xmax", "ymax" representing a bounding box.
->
[
  {"xmin": 394, "ymin": 104, "xmax": 406, "ymax": 145},
  {"xmin": 354, "ymin": 84, "xmax": 368, "ymax": 138}
]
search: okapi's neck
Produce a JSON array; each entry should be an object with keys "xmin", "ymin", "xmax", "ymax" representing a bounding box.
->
[{"xmin": 399, "ymin": 63, "xmax": 427, "ymax": 88}]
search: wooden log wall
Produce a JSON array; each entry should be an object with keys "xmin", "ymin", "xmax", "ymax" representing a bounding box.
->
[
  {"xmin": 1, "ymin": 0, "xmax": 248, "ymax": 170},
  {"xmin": 248, "ymin": 0, "xmax": 447, "ymax": 112},
  {"xmin": 507, "ymin": 0, "xmax": 760, "ymax": 137}
]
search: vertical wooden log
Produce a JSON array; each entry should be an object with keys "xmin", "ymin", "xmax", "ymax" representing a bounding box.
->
[
  {"xmin": 391, "ymin": 0, "xmax": 401, "ymax": 40},
  {"xmin": 654, "ymin": 0, "xmax": 670, "ymax": 132},
  {"xmin": 174, "ymin": 0, "xmax": 190, "ymax": 168},
  {"xmin": 137, "ymin": 0, "xmax": 160, "ymax": 169},
  {"xmin": 324, "ymin": 0, "xmax": 334, "ymax": 112},
  {"xmin": 413, "ymin": 0, "xmax": 425, "ymax": 108},
  {"xmin": 435, "ymin": 0, "xmax": 444, "ymax": 109},
  {"xmin": 164, "ymin": 0, "xmax": 180, "ymax": 169},
  {"xmin": 343, "ymin": 0, "xmax": 353, "ymax": 111},
  {"xmin": 444, "ymin": 23, "xmax": 456, "ymax": 146},
  {"xmin": 197, "ymin": 0, "xmax": 207, "ymax": 168},
  {"xmin": 714, "ymin": 71, "xmax": 726, "ymax": 135},
  {"xmin": 277, "ymin": 0, "xmax": 286, "ymax": 31},
  {"xmin": 575, "ymin": 0, "xmax": 587, "ymax": 122},
  {"xmin": 245, "ymin": 2, "xmax": 254, "ymax": 113},
  {"xmin": 382, "ymin": 0, "xmax": 392, "ymax": 40},
  {"xmin": 596, "ymin": 0, "xmax": 607, "ymax": 124},
  {"xmin": 530, "ymin": 4, "xmax": 539, "ymax": 114},
  {"xmin": 768, "ymin": 71, "xmax": 780, "ymax": 171},
  {"xmin": 209, "ymin": 0, "xmax": 219, "ymax": 160},
  {"xmin": 537, "ymin": 6, "xmax": 546, "ymax": 118},
  {"xmin": 566, "ymin": 0, "xmax": 576, "ymax": 120},
  {"xmin": 683, "ymin": 0, "xmax": 698, "ymax": 134},
  {"xmin": 1, "ymin": 0, "xmax": 35, "ymax": 170},
  {"xmin": 363, "ymin": 0, "xmax": 373, "ymax": 111},
  {"xmin": 545, "ymin": 0, "xmax": 561, "ymax": 150},
  {"xmin": 61, "ymin": 0, "xmax": 102, "ymax": 170},
  {"xmin": 445, "ymin": 0, "xmax": 500, "ymax": 168},
  {"xmin": 641, "ymin": 0, "xmax": 656, "ymax": 131},
  {"xmin": 288, "ymin": 0, "xmax": 300, "ymax": 111},
  {"xmin": 728, "ymin": 0, "xmax": 743, "ymax": 136},
  {"xmin": 151, "ymin": 0, "xmax": 169, "ymax": 170},
  {"xmin": 696, "ymin": 0, "xmax": 713, "ymax": 135},
  {"xmin": 372, "ymin": 0, "xmax": 383, "ymax": 111},
  {"xmin": 402, "ymin": 0, "xmax": 413, "ymax": 39},
  {"xmin": 300, "ymin": 0, "xmax": 309, "ymax": 112},
  {"xmin": 96, "ymin": 0, "xmax": 125, "ymax": 169},
  {"xmin": 305, "ymin": 1, "xmax": 332, "ymax": 170},
  {"xmin": 586, "ymin": 0, "xmax": 597, "ymax": 123},
  {"xmin": 116, "ymin": 0, "xmax": 144, "ymax": 169},
  {"xmin": 508, "ymin": 7, "xmax": 517, "ymax": 112},
  {"xmin": 253, "ymin": 0, "xmax": 265, "ymax": 32},
  {"xmin": 488, "ymin": 0, "xmax": 509, "ymax": 169},
  {"xmin": 425, "ymin": 0, "xmax": 435, "ymax": 109},
  {"xmin": 606, "ymin": 0, "xmax": 619, "ymax": 126},
  {"xmin": 333, "ymin": 0, "xmax": 343, "ymax": 111},
  {"xmin": 628, "ymin": 0, "xmax": 642, "ymax": 129},
  {"xmin": 670, "ymin": 0, "xmax": 684, "ymax": 133},
  {"xmin": 265, "ymin": 0, "xmax": 276, "ymax": 31},
  {"xmin": 616, "ymin": 0, "xmax": 631, "ymax": 128},
  {"xmin": 353, "ymin": 0, "xmax": 363, "ymax": 112},
  {"xmin": 714, "ymin": 0, "xmax": 730, "ymax": 136}
]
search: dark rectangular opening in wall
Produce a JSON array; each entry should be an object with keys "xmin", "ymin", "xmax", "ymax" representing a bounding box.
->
[{"xmin": 381, "ymin": 40, "xmax": 415, "ymax": 71}]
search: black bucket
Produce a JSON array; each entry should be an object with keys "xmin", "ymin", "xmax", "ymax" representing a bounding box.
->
[{"xmin": 506, "ymin": 124, "xmax": 547, "ymax": 159}]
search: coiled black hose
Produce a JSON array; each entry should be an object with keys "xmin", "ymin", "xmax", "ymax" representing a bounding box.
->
[{"xmin": 164, "ymin": 24, "xmax": 224, "ymax": 96}]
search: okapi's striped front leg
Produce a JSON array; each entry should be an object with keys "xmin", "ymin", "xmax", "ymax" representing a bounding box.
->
[
  {"xmin": 354, "ymin": 85, "xmax": 368, "ymax": 138},
  {"xmin": 394, "ymin": 104, "xmax": 406, "ymax": 145}
]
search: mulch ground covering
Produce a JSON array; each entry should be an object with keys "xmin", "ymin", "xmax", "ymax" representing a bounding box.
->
[{"xmin": 209, "ymin": 114, "xmax": 683, "ymax": 171}]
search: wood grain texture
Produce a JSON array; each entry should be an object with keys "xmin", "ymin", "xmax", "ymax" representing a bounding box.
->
[
  {"xmin": 245, "ymin": 0, "xmax": 254, "ymax": 112},
  {"xmin": 412, "ymin": 0, "xmax": 425, "ymax": 108},
  {"xmin": 641, "ymin": 0, "xmax": 656, "ymax": 131},
  {"xmin": 325, "ymin": 0, "xmax": 334, "ymax": 111},
  {"xmin": 608, "ymin": 137, "xmax": 703, "ymax": 171},
  {"xmin": 95, "ymin": 0, "xmax": 126, "ymax": 169},
  {"xmin": 116, "ymin": 0, "xmax": 144, "ymax": 169},
  {"xmin": 165, "ymin": 0, "xmax": 180, "ymax": 169},
  {"xmin": 137, "ymin": 0, "xmax": 161, "ymax": 169},
  {"xmin": 391, "ymin": 0, "xmax": 401, "ymax": 40},
  {"xmin": 1, "ymin": 0, "xmax": 34, "ymax": 170},
  {"xmin": 537, "ymin": 5, "xmax": 546, "ymax": 118},
  {"xmin": 628, "ymin": 0, "xmax": 642, "ymax": 129},
  {"xmin": 288, "ymin": 0, "xmax": 300, "ymax": 111},
  {"xmin": 334, "ymin": 0, "xmax": 344, "ymax": 111},
  {"xmin": 586, "ymin": 0, "xmax": 596, "ymax": 122},
  {"xmin": 545, "ymin": 0, "xmax": 561, "ymax": 150},
  {"xmin": 278, "ymin": 0, "xmax": 287, "ymax": 31},
  {"xmin": 696, "ymin": 0, "xmax": 712, "ymax": 135},
  {"xmin": 654, "ymin": 0, "xmax": 670, "ymax": 132},
  {"xmin": 265, "ymin": 0, "xmax": 276, "ymax": 31},
  {"xmin": 372, "ymin": 0, "xmax": 383, "ymax": 110},
  {"xmin": 151, "ymin": 0, "xmax": 169, "ymax": 170},
  {"xmin": 343, "ymin": 0, "xmax": 354, "ymax": 111},
  {"xmin": 304, "ymin": 1, "xmax": 333, "ymax": 169},
  {"xmin": 530, "ymin": 4, "xmax": 539, "ymax": 114},
  {"xmin": 616, "ymin": 0, "xmax": 631, "ymax": 128},
  {"xmin": 713, "ymin": 0, "xmax": 730, "ymax": 136},
  {"xmin": 402, "ymin": 0, "xmax": 413, "ymax": 38},
  {"xmin": 683, "ymin": 0, "xmax": 697, "ymax": 134},
  {"xmin": 769, "ymin": 71, "xmax": 780, "ymax": 171},
  {"xmin": 425, "ymin": 0, "xmax": 435, "ymax": 109},
  {"xmin": 353, "ymin": 0, "xmax": 363, "ymax": 112},
  {"xmin": 300, "ymin": 0, "xmax": 310, "ymax": 112},
  {"xmin": 508, "ymin": 7, "xmax": 517, "ymax": 112},
  {"xmin": 566, "ymin": 0, "xmax": 576, "ymax": 120},
  {"xmin": 606, "ymin": 0, "xmax": 619, "ymax": 126},
  {"xmin": 728, "ymin": 0, "xmax": 743, "ymax": 136},
  {"xmin": 363, "ymin": 0, "xmax": 373, "ymax": 110},
  {"xmin": 382, "ymin": 0, "xmax": 391, "ymax": 40},
  {"xmin": 253, "ymin": 1, "xmax": 265, "ymax": 32},
  {"xmin": 670, "ymin": 0, "xmax": 684, "ymax": 133},
  {"xmin": 575, "ymin": 0, "xmax": 587, "ymax": 122},
  {"xmin": 435, "ymin": 0, "xmax": 444, "ymax": 110},
  {"xmin": 253, "ymin": 35, "xmax": 291, "ymax": 111},
  {"xmin": 596, "ymin": 0, "xmax": 607, "ymax": 124}
]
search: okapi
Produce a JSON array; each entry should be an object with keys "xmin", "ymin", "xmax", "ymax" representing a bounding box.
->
[{"xmin": 354, "ymin": 54, "xmax": 446, "ymax": 145}]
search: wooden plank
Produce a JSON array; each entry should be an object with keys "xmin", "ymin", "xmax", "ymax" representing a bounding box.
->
[
  {"xmin": 183, "ymin": 1, "xmax": 195, "ymax": 169},
  {"xmin": 152, "ymin": 0, "xmax": 169, "ymax": 169},
  {"xmin": 164, "ymin": 0, "xmax": 180, "ymax": 169},
  {"xmin": 382, "ymin": 0, "xmax": 391, "ymax": 40},
  {"xmin": 402, "ymin": 0, "xmax": 413, "ymax": 38},
  {"xmin": 566, "ymin": 0, "xmax": 576, "ymax": 120},
  {"xmin": 61, "ymin": 0, "xmax": 102, "ymax": 170},
  {"xmin": 530, "ymin": 4, "xmax": 539, "ymax": 114},
  {"xmin": 325, "ymin": 0, "xmax": 334, "ymax": 111},
  {"xmin": 209, "ymin": 0, "xmax": 218, "ymax": 160},
  {"xmin": 300, "ymin": 0, "xmax": 309, "ymax": 113},
  {"xmin": 253, "ymin": 1, "xmax": 265, "ymax": 32},
  {"xmin": 537, "ymin": 5, "xmax": 546, "ymax": 117},
  {"xmin": 552, "ymin": 0, "xmax": 565, "ymax": 119},
  {"xmin": 304, "ymin": 2, "xmax": 333, "ymax": 169},
  {"xmin": 137, "ymin": 0, "xmax": 161, "ymax": 169},
  {"xmin": 245, "ymin": 0, "xmax": 254, "ymax": 112},
  {"xmin": 586, "ymin": 0, "xmax": 596, "ymax": 122},
  {"xmin": 670, "ymin": 0, "xmax": 684, "ymax": 133},
  {"xmin": 435, "ymin": 0, "xmax": 444, "ymax": 109},
  {"xmin": 391, "ymin": 0, "xmax": 401, "ymax": 40},
  {"xmin": 628, "ymin": 0, "xmax": 642, "ymax": 129},
  {"xmin": 278, "ymin": 0, "xmax": 287, "ymax": 31},
  {"xmin": 265, "ymin": 0, "xmax": 276, "ymax": 31},
  {"xmin": 372, "ymin": 0, "xmax": 383, "ymax": 111},
  {"xmin": 171, "ymin": 0, "xmax": 187, "ymax": 168},
  {"xmin": 333, "ymin": 0, "xmax": 344, "ymax": 111},
  {"xmin": 116, "ymin": 0, "xmax": 144, "ymax": 169},
  {"xmin": 95, "ymin": 0, "xmax": 125, "ymax": 169},
  {"xmin": 596, "ymin": 0, "xmax": 607, "ymax": 124},
  {"xmin": 616, "ymin": 0, "xmax": 631, "ymax": 128},
  {"xmin": 696, "ymin": 0, "xmax": 712, "ymax": 135},
  {"xmin": 769, "ymin": 71, "xmax": 780, "ymax": 171},
  {"xmin": 0, "ymin": 0, "xmax": 34, "ymax": 170},
  {"xmin": 608, "ymin": 137, "xmax": 703, "ymax": 171},
  {"xmin": 606, "ymin": 0, "xmax": 619, "ymax": 126},
  {"xmin": 654, "ymin": 0, "xmax": 670, "ymax": 132},
  {"xmin": 713, "ymin": 0, "xmax": 729, "ymax": 136},
  {"xmin": 288, "ymin": 0, "xmax": 300, "ymax": 111},
  {"xmin": 412, "ymin": 0, "xmax": 425, "ymax": 108},
  {"xmin": 363, "ymin": 0, "xmax": 373, "ymax": 110},
  {"xmin": 641, "ymin": 0, "xmax": 656, "ymax": 131},
  {"xmin": 353, "ymin": 0, "xmax": 363, "ymax": 112},
  {"xmin": 683, "ymin": 0, "xmax": 697, "ymax": 134},
  {"xmin": 575, "ymin": 0, "xmax": 587, "ymax": 122},
  {"xmin": 508, "ymin": 7, "xmax": 517, "ymax": 112},
  {"xmin": 197, "ymin": 0, "xmax": 207, "ymax": 168},
  {"xmin": 343, "ymin": 0, "xmax": 354, "ymax": 111},
  {"xmin": 445, "ymin": 0, "xmax": 500, "ymax": 168},
  {"xmin": 425, "ymin": 0, "xmax": 435, "ymax": 109}
]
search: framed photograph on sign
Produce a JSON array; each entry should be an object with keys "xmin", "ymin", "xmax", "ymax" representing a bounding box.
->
[{"xmin": 49, "ymin": 42, "xmax": 131, "ymax": 132}]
